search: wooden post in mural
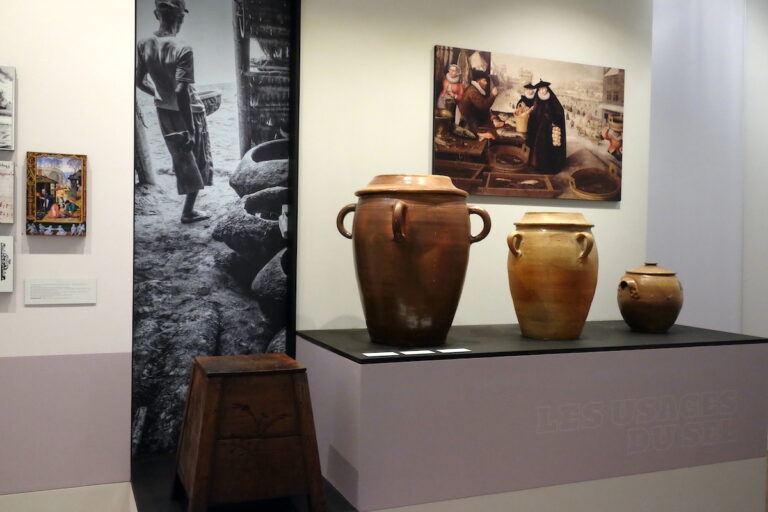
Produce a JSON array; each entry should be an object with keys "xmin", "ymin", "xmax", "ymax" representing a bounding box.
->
[
  {"xmin": 134, "ymin": 99, "xmax": 155, "ymax": 185},
  {"xmin": 233, "ymin": 0, "xmax": 251, "ymax": 158}
]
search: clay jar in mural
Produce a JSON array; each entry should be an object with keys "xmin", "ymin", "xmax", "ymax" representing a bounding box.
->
[
  {"xmin": 507, "ymin": 212, "xmax": 598, "ymax": 340},
  {"xmin": 617, "ymin": 263, "xmax": 683, "ymax": 333},
  {"xmin": 337, "ymin": 175, "xmax": 491, "ymax": 346}
]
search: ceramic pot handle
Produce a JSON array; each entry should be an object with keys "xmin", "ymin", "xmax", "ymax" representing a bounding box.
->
[
  {"xmin": 336, "ymin": 203, "xmax": 356, "ymax": 239},
  {"xmin": 469, "ymin": 206, "xmax": 491, "ymax": 244},
  {"xmin": 507, "ymin": 231, "xmax": 523, "ymax": 258},
  {"xmin": 619, "ymin": 277, "xmax": 640, "ymax": 299},
  {"xmin": 576, "ymin": 232, "xmax": 594, "ymax": 261},
  {"xmin": 392, "ymin": 200, "xmax": 407, "ymax": 242}
]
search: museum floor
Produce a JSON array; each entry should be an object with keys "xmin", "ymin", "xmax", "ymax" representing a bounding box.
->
[{"xmin": 131, "ymin": 454, "xmax": 356, "ymax": 512}]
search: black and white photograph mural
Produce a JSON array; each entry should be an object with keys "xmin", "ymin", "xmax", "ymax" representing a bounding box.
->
[{"xmin": 133, "ymin": 0, "xmax": 296, "ymax": 456}]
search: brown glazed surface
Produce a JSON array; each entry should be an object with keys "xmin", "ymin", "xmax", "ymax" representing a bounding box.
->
[
  {"xmin": 507, "ymin": 212, "xmax": 598, "ymax": 340},
  {"xmin": 617, "ymin": 263, "xmax": 683, "ymax": 333},
  {"xmin": 337, "ymin": 175, "xmax": 490, "ymax": 346}
]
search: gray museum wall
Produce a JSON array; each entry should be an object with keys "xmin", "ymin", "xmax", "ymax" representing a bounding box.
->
[
  {"xmin": 647, "ymin": 0, "xmax": 745, "ymax": 333},
  {"xmin": 742, "ymin": 0, "xmax": 768, "ymax": 336},
  {"xmin": 0, "ymin": 0, "xmax": 765, "ymax": 509}
]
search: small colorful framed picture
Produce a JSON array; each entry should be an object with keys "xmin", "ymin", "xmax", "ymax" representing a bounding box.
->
[{"xmin": 26, "ymin": 152, "xmax": 87, "ymax": 236}]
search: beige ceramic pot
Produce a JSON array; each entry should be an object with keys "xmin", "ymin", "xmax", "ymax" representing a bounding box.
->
[
  {"xmin": 617, "ymin": 263, "xmax": 683, "ymax": 333},
  {"xmin": 337, "ymin": 175, "xmax": 491, "ymax": 346},
  {"xmin": 507, "ymin": 212, "xmax": 598, "ymax": 340}
]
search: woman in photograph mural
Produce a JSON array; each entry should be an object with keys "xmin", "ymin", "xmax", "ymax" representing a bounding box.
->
[{"xmin": 132, "ymin": 0, "xmax": 295, "ymax": 457}]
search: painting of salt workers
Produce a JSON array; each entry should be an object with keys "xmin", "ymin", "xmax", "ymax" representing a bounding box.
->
[
  {"xmin": 433, "ymin": 45, "xmax": 624, "ymax": 201},
  {"xmin": 0, "ymin": 161, "xmax": 13, "ymax": 223},
  {"xmin": 26, "ymin": 152, "xmax": 87, "ymax": 236},
  {"xmin": 0, "ymin": 67, "xmax": 15, "ymax": 151}
]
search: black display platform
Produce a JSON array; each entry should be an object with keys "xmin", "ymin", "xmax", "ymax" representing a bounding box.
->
[{"xmin": 298, "ymin": 320, "xmax": 767, "ymax": 364}]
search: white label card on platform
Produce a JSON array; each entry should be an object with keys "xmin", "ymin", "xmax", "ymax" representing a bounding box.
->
[
  {"xmin": 437, "ymin": 348, "xmax": 471, "ymax": 353},
  {"xmin": 363, "ymin": 352, "xmax": 399, "ymax": 357},
  {"xmin": 25, "ymin": 278, "xmax": 97, "ymax": 305},
  {"xmin": 400, "ymin": 350, "xmax": 435, "ymax": 355}
]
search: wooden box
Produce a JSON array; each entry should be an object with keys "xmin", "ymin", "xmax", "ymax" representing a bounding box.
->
[
  {"xmin": 433, "ymin": 138, "xmax": 488, "ymax": 160},
  {"xmin": 174, "ymin": 353, "xmax": 325, "ymax": 511},
  {"xmin": 477, "ymin": 172, "xmax": 559, "ymax": 198},
  {"xmin": 433, "ymin": 159, "xmax": 485, "ymax": 193},
  {"xmin": 488, "ymin": 144, "xmax": 530, "ymax": 173}
]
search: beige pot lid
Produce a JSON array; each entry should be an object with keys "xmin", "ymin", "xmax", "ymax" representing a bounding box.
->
[
  {"xmin": 356, "ymin": 174, "xmax": 468, "ymax": 197},
  {"xmin": 626, "ymin": 262, "xmax": 676, "ymax": 276},
  {"xmin": 514, "ymin": 211, "xmax": 593, "ymax": 227}
]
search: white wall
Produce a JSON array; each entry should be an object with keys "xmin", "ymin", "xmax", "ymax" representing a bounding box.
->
[
  {"xmin": 0, "ymin": 0, "xmax": 135, "ymax": 357},
  {"xmin": 647, "ymin": 0, "xmax": 745, "ymax": 333},
  {"xmin": 297, "ymin": 0, "xmax": 653, "ymax": 330},
  {"xmin": 0, "ymin": 483, "xmax": 136, "ymax": 512},
  {"xmin": 742, "ymin": 0, "xmax": 768, "ymax": 336}
]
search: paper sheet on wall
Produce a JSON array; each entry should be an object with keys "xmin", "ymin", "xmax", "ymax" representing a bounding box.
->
[
  {"xmin": 24, "ymin": 278, "xmax": 97, "ymax": 305},
  {"xmin": 0, "ymin": 236, "xmax": 12, "ymax": 292},
  {"xmin": 0, "ymin": 161, "xmax": 12, "ymax": 223}
]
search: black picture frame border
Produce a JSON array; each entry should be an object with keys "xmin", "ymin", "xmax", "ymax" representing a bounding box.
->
[{"xmin": 130, "ymin": 0, "xmax": 302, "ymax": 487}]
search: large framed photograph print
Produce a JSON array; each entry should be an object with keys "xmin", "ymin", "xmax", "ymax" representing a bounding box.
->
[
  {"xmin": 133, "ymin": 0, "xmax": 298, "ymax": 458},
  {"xmin": 433, "ymin": 45, "xmax": 624, "ymax": 201},
  {"xmin": 0, "ymin": 66, "xmax": 15, "ymax": 151},
  {"xmin": 26, "ymin": 152, "xmax": 87, "ymax": 236}
]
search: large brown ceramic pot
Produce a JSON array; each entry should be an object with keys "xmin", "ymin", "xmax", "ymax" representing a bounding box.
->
[
  {"xmin": 507, "ymin": 212, "xmax": 598, "ymax": 340},
  {"xmin": 617, "ymin": 263, "xmax": 683, "ymax": 333},
  {"xmin": 337, "ymin": 175, "xmax": 491, "ymax": 346}
]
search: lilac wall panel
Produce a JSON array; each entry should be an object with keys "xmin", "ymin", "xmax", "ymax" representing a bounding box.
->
[{"xmin": 0, "ymin": 352, "xmax": 131, "ymax": 495}]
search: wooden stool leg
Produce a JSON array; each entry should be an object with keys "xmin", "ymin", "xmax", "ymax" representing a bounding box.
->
[
  {"xmin": 307, "ymin": 489, "xmax": 325, "ymax": 512},
  {"xmin": 186, "ymin": 492, "xmax": 208, "ymax": 512},
  {"xmin": 294, "ymin": 375, "xmax": 326, "ymax": 512},
  {"xmin": 171, "ymin": 474, "xmax": 186, "ymax": 501}
]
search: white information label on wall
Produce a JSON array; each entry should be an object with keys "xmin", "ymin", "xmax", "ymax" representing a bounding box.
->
[
  {"xmin": 0, "ymin": 161, "xmax": 13, "ymax": 224},
  {"xmin": 25, "ymin": 278, "xmax": 97, "ymax": 305}
]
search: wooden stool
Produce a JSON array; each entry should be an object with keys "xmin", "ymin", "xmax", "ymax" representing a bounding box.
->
[{"xmin": 173, "ymin": 353, "xmax": 325, "ymax": 512}]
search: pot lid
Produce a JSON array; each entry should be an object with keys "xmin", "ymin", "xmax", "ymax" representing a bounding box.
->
[
  {"xmin": 626, "ymin": 262, "xmax": 676, "ymax": 276},
  {"xmin": 514, "ymin": 211, "xmax": 593, "ymax": 227},
  {"xmin": 356, "ymin": 174, "xmax": 468, "ymax": 197}
]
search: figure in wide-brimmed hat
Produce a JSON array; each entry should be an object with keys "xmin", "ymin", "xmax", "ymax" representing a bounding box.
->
[
  {"xmin": 136, "ymin": 0, "xmax": 214, "ymax": 223},
  {"xmin": 457, "ymin": 68, "xmax": 499, "ymax": 139},
  {"xmin": 526, "ymin": 79, "xmax": 567, "ymax": 172}
]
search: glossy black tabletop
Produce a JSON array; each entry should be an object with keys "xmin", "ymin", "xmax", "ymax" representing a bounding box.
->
[{"xmin": 297, "ymin": 320, "xmax": 767, "ymax": 364}]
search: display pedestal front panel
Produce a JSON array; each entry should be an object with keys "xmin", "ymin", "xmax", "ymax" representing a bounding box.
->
[{"xmin": 296, "ymin": 322, "xmax": 768, "ymax": 511}]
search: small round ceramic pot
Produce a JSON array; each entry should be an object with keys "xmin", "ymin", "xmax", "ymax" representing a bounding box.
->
[{"xmin": 617, "ymin": 263, "xmax": 683, "ymax": 333}]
